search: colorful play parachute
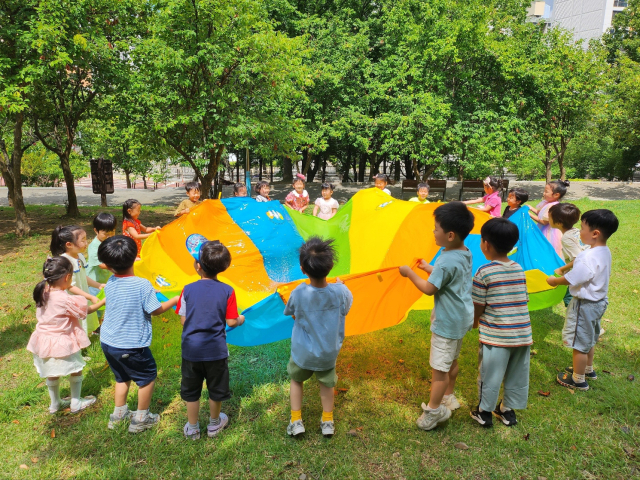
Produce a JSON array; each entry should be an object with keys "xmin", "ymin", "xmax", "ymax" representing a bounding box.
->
[{"xmin": 135, "ymin": 189, "xmax": 565, "ymax": 346}]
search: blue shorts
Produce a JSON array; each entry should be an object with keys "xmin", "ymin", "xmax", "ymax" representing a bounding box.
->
[{"xmin": 101, "ymin": 343, "xmax": 157, "ymax": 387}]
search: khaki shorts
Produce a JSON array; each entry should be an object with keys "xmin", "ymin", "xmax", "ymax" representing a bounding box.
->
[
  {"xmin": 287, "ymin": 357, "xmax": 338, "ymax": 388},
  {"xmin": 430, "ymin": 333, "xmax": 463, "ymax": 373}
]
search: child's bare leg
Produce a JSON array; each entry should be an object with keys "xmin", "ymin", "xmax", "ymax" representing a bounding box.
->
[
  {"xmin": 209, "ymin": 399, "xmax": 222, "ymax": 419},
  {"xmin": 186, "ymin": 401, "xmax": 200, "ymax": 425},
  {"xmin": 572, "ymin": 349, "xmax": 588, "ymax": 375},
  {"xmin": 136, "ymin": 380, "xmax": 155, "ymax": 411},
  {"xmin": 587, "ymin": 346, "xmax": 595, "ymax": 367},
  {"xmin": 115, "ymin": 381, "xmax": 131, "ymax": 407},
  {"xmin": 428, "ymin": 369, "xmax": 449, "ymax": 409},
  {"xmin": 445, "ymin": 360, "xmax": 459, "ymax": 396},
  {"xmin": 319, "ymin": 384, "xmax": 334, "ymax": 413},
  {"xmin": 290, "ymin": 380, "xmax": 303, "ymax": 411}
]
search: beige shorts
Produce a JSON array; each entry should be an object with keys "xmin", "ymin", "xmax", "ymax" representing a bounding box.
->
[{"xmin": 430, "ymin": 333, "xmax": 463, "ymax": 372}]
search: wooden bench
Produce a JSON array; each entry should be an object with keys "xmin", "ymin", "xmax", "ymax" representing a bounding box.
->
[
  {"xmin": 401, "ymin": 179, "xmax": 447, "ymax": 201},
  {"xmin": 458, "ymin": 179, "xmax": 510, "ymax": 201}
]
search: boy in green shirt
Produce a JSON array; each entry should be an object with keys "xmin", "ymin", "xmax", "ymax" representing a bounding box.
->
[
  {"xmin": 87, "ymin": 213, "xmax": 117, "ymax": 324},
  {"xmin": 409, "ymin": 183, "xmax": 430, "ymax": 204}
]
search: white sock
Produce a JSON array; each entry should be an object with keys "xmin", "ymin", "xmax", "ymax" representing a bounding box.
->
[
  {"xmin": 500, "ymin": 403, "xmax": 511, "ymax": 413},
  {"xmin": 46, "ymin": 378, "xmax": 61, "ymax": 410},
  {"xmin": 573, "ymin": 373, "xmax": 586, "ymax": 383},
  {"xmin": 113, "ymin": 405, "xmax": 129, "ymax": 417},
  {"xmin": 69, "ymin": 375, "xmax": 83, "ymax": 410},
  {"xmin": 210, "ymin": 416, "xmax": 221, "ymax": 425},
  {"xmin": 187, "ymin": 422, "xmax": 199, "ymax": 429},
  {"xmin": 585, "ymin": 365, "xmax": 594, "ymax": 374}
]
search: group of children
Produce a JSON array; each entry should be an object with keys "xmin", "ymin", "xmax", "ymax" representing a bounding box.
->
[{"xmin": 26, "ymin": 174, "xmax": 618, "ymax": 438}]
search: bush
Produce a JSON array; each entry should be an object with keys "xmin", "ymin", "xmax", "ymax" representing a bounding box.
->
[{"xmin": 21, "ymin": 148, "xmax": 90, "ymax": 187}]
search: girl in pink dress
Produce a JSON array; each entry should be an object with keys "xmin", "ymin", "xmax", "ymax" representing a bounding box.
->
[
  {"xmin": 285, "ymin": 174, "xmax": 310, "ymax": 213},
  {"xmin": 529, "ymin": 179, "xmax": 570, "ymax": 257},
  {"xmin": 463, "ymin": 176, "xmax": 503, "ymax": 217},
  {"xmin": 27, "ymin": 257, "xmax": 105, "ymax": 414}
]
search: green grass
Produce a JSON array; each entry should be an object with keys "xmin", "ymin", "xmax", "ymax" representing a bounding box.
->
[{"xmin": 0, "ymin": 200, "xmax": 639, "ymax": 479}]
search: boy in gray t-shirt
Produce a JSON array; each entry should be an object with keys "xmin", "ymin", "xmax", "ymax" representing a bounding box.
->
[
  {"xmin": 400, "ymin": 202, "xmax": 475, "ymax": 431},
  {"xmin": 284, "ymin": 237, "xmax": 353, "ymax": 438}
]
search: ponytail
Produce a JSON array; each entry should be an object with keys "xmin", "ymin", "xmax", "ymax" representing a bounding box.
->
[
  {"xmin": 122, "ymin": 199, "xmax": 141, "ymax": 221},
  {"xmin": 549, "ymin": 179, "xmax": 570, "ymax": 199},
  {"xmin": 50, "ymin": 225, "xmax": 83, "ymax": 256},
  {"xmin": 33, "ymin": 257, "xmax": 74, "ymax": 307},
  {"xmin": 484, "ymin": 176, "xmax": 503, "ymax": 192}
]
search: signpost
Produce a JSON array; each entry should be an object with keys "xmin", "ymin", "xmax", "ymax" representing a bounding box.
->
[{"xmin": 90, "ymin": 158, "xmax": 114, "ymax": 207}]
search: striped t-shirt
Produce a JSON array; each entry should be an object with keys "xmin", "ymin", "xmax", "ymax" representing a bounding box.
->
[
  {"xmin": 472, "ymin": 260, "xmax": 532, "ymax": 347},
  {"xmin": 100, "ymin": 275, "xmax": 162, "ymax": 349}
]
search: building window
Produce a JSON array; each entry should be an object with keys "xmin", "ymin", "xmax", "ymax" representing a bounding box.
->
[{"xmin": 614, "ymin": 0, "xmax": 628, "ymax": 7}]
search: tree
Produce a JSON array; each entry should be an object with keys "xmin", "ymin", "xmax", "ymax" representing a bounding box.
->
[
  {"xmin": 28, "ymin": 0, "xmax": 146, "ymax": 216},
  {"xmin": 135, "ymin": 0, "xmax": 309, "ymax": 198},
  {"xmin": 0, "ymin": 0, "xmax": 38, "ymax": 236}
]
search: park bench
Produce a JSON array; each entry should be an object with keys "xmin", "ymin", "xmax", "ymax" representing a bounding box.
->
[
  {"xmin": 458, "ymin": 179, "xmax": 510, "ymax": 201},
  {"xmin": 401, "ymin": 179, "xmax": 447, "ymax": 201}
]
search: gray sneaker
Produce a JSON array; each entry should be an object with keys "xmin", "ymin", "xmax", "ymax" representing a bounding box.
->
[
  {"xmin": 207, "ymin": 413, "xmax": 228, "ymax": 438},
  {"xmin": 287, "ymin": 419, "xmax": 305, "ymax": 437},
  {"xmin": 128, "ymin": 411, "xmax": 160, "ymax": 433},
  {"xmin": 108, "ymin": 409, "xmax": 133, "ymax": 429},
  {"xmin": 184, "ymin": 422, "xmax": 201, "ymax": 440},
  {"xmin": 416, "ymin": 403, "xmax": 451, "ymax": 431},
  {"xmin": 320, "ymin": 420, "xmax": 335, "ymax": 437}
]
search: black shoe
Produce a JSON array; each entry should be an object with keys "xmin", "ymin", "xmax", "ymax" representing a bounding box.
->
[
  {"xmin": 470, "ymin": 406, "xmax": 493, "ymax": 428},
  {"xmin": 493, "ymin": 403, "xmax": 517, "ymax": 426},
  {"xmin": 556, "ymin": 371, "xmax": 589, "ymax": 391},
  {"xmin": 565, "ymin": 366, "xmax": 597, "ymax": 380}
]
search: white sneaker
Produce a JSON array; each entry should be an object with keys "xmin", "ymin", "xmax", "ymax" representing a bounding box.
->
[
  {"xmin": 441, "ymin": 394, "xmax": 461, "ymax": 411},
  {"xmin": 416, "ymin": 403, "xmax": 451, "ymax": 431},
  {"xmin": 70, "ymin": 396, "xmax": 96, "ymax": 414},
  {"xmin": 207, "ymin": 413, "xmax": 229, "ymax": 438},
  {"xmin": 320, "ymin": 420, "xmax": 335, "ymax": 437},
  {"xmin": 287, "ymin": 419, "xmax": 305, "ymax": 436}
]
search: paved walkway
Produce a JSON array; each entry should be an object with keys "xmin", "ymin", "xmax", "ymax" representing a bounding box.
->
[{"xmin": 0, "ymin": 180, "xmax": 638, "ymax": 207}]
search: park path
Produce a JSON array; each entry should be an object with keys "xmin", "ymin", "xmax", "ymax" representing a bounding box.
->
[{"xmin": 0, "ymin": 180, "xmax": 638, "ymax": 208}]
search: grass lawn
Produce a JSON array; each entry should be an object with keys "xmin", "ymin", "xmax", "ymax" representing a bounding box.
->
[{"xmin": 0, "ymin": 200, "xmax": 638, "ymax": 479}]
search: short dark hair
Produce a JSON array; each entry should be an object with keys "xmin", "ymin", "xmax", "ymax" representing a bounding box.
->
[
  {"xmin": 299, "ymin": 236, "xmax": 336, "ymax": 279},
  {"xmin": 549, "ymin": 179, "xmax": 570, "ymax": 199},
  {"xmin": 480, "ymin": 218, "xmax": 519, "ymax": 254},
  {"xmin": 581, "ymin": 209, "xmax": 619, "ymax": 240},
  {"xmin": 549, "ymin": 203, "xmax": 581, "ymax": 230},
  {"xmin": 321, "ymin": 182, "xmax": 334, "ymax": 191},
  {"xmin": 185, "ymin": 181, "xmax": 201, "ymax": 192},
  {"xmin": 98, "ymin": 235, "xmax": 138, "ymax": 274},
  {"xmin": 417, "ymin": 183, "xmax": 429, "ymax": 191},
  {"xmin": 93, "ymin": 212, "xmax": 117, "ymax": 232},
  {"xmin": 375, "ymin": 173, "xmax": 389, "ymax": 183},
  {"xmin": 433, "ymin": 202, "xmax": 475, "ymax": 240},
  {"xmin": 508, "ymin": 188, "xmax": 529, "ymax": 205},
  {"xmin": 198, "ymin": 241, "xmax": 231, "ymax": 277},
  {"xmin": 233, "ymin": 183, "xmax": 246, "ymax": 195},
  {"xmin": 254, "ymin": 180, "xmax": 269, "ymax": 195}
]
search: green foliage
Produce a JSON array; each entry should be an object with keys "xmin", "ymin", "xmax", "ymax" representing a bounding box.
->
[{"xmin": 21, "ymin": 147, "xmax": 89, "ymax": 186}]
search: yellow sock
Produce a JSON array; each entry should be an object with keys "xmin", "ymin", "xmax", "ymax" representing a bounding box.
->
[
  {"xmin": 322, "ymin": 411, "xmax": 333, "ymax": 423},
  {"xmin": 291, "ymin": 410, "xmax": 302, "ymax": 422}
]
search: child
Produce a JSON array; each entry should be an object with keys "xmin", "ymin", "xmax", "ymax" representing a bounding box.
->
[
  {"xmin": 547, "ymin": 209, "xmax": 618, "ymax": 391},
  {"xmin": 409, "ymin": 183, "xmax": 430, "ymax": 204},
  {"xmin": 122, "ymin": 199, "xmax": 160, "ymax": 258},
  {"xmin": 285, "ymin": 237, "xmax": 353, "ymax": 437},
  {"xmin": 529, "ymin": 180, "xmax": 570, "ymax": 257},
  {"xmin": 175, "ymin": 181, "xmax": 202, "ymax": 217},
  {"xmin": 50, "ymin": 225, "xmax": 103, "ymax": 335},
  {"xmin": 399, "ymin": 202, "xmax": 475, "ymax": 431},
  {"xmin": 254, "ymin": 181, "xmax": 271, "ymax": 202},
  {"xmin": 463, "ymin": 176, "xmax": 503, "ymax": 217},
  {"xmin": 177, "ymin": 239, "xmax": 245, "ymax": 440},
  {"xmin": 87, "ymin": 213, "xmax": 117, "ymax": 299},
  {"xmin": 233, "ymin": 183, "xmax": 247, "ymax": 197},
  {"xmin": 548, "ymin": 203, "xmax": 587, "ymax": 306},
  {"xmin": 285, "ymin": 174, "xmax": 309, "ymax": 213},
  {"xmin": 27, "ymin": 257, "xmax": 105, "ymax": 414},
  {"xmin": 313, "ymin": 183, "xmax": 339, "ymax": 220},
  {"xmin": 503, "ymin": 188, "xmax": 529, "ymax": 219},
  {"xmin": 374, "ymin": 173, "xmax": 391, "ymax": 195},
  {"xmin": 470, "ymin": 218, "xmax": 532, "ymax": 428},
  {"xmin": 98, "ymin": 235, "xmax": 179, "ymax": 432}
]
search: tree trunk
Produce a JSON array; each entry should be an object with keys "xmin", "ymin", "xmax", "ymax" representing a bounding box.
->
[
  {"xmin": 125, "ymin": 170, "xmax": 132, "ymax": 189},
  {"xmin": 59, "ymin": 147, "xmax": 80, "ymax": 217},
  {"xmin": 545, "ymin": 147, "xmax": 552, "ymax": 183},
  {"xmin": 199, "ymin": 145, "xmax": 226, "ymax": 199},
  {"xmin": 302, "ymin": 149, "xmax": 312, "ymax": 177},
  {"xmin": 282, "ymin": 156, "xmax": 293, "ymax": 182},
  {"xmin": 369, "ymin": 153, "xmax": 380, "ymax": 178},
  {"xmin": 143, "ymin": 175, "xmax": 147, "ymax": 189},
  {"xmin": 321, "ymin": 156, "xmax": 327, "ymax": 182},
  {"xmin": 422, "ymin": 164, "xmax": 438, "ymax": 181},
  {"xmin": 394, "ymin": 160, "xmax": 401, "ymax": 182},
  {"xmin": 358, "ymin": 153, "xmax": 366, "ymax": 182},
  {"xmin": 101, "ymin": 193, "xmax": 107, "ymax": 207},
  {"xmin": 405, "ymin": 155, "xmax": 414, "ymax": 180}
]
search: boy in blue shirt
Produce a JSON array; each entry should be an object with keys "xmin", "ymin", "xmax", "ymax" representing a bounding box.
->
[
  {"xmin": 400, "ymin": 201, "xmax": 475, "ymax": 431},
  {"xmin": 177, "ymin": 240, "xmax": 245, "ymax": 440},
  {"xmin": 98, "ymin": 236, "xmax": 178, "ymax": 433},
  {"xmin": 285, "ymin": 237, "xmax": 353, "ymax": 438}
]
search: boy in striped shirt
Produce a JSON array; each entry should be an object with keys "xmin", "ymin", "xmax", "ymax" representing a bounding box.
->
[{"xmin": 470, "ymin": 218, "xmax": 532, "ymax": 427}]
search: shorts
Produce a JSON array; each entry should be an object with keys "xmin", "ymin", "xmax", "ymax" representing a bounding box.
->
[
  {"xmin": 101, "ymin": 343, "xmax": 157, "ymax": 387},
  {"xmin": 430, "ymin": 333, "xmax": 463, "ymax": 372},
  {"xmin": 287, "ymin": 357, "xmax": 338, "ymax": 388},
  {"xmin": 562, "ymin": 297, "xmax": 608, "ymax": 354},
  {"xmin": 181, "ymin": 358, "xmax": 231, "ymax": 402}
]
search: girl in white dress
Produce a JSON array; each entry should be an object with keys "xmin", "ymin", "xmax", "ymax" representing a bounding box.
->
[{"xmin": 313, "ymin": 183, "xmax": 339, "ymax": 220}]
